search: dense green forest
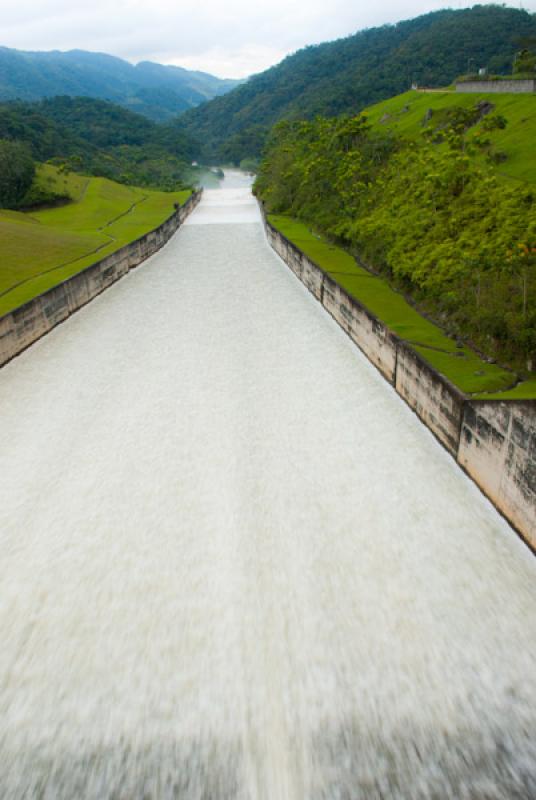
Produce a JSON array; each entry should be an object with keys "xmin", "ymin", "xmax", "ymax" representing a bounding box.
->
[
  {"xmin": 0, "ymin": 97, "xmax": 199, "ymax": 198},
  {"xmin": 255, "ymin": 100, "xmax": 536, "ymax": 370},
  {"xmin": 180, "ymin": 5, "xmax": 536, "ymax": 162},
  {"xmin": 0, "ymin": 47, "xmax": 240, "ymax": 122}
]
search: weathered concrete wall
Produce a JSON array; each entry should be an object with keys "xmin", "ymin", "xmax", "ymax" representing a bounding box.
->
[
  {"xmin": 456, "ymin": 80, "xmax": 536, "ymax": 93},
  {"xmin": 265, "ymin": 224, "xmax": 323, "ymax": 300},
  {"xmin": 322, "ymin": 275, "xmax": 398, "ymax": 383},
  {"xmin": 459, "ymin": 402, "xmax": 536, "ymax": 549},
  {"xmin": 265, "ymin": 222, "xmax": 398, "ymax": 382},
  {"xmin": 0, "ymin": 191, "xmax": 201, "ymax": 367},
  {"xmin": 264, "ymin": 215, "xmax": 462, "ymax": 450},
  {"xmin": 263, "ymin": 212, "xmax": 536, "ymax": 548},
  {"xmin": 395, "ymin": 343, "xmax": 465, "ymax": 456}
]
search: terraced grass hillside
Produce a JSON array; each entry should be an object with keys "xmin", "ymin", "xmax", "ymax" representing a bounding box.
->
[
  {"xmin": 364, "ymin": 89, "xmax": 536, "ymax": 185},
  {"xmin": 0, "ymin": 164, "xmax": 191, "ymax": 316}
]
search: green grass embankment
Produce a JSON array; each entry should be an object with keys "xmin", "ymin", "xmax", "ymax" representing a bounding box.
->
[
  {"xmin": 472, "ymin": 377, "xmax": 536, "ymax": 400},
  {"xmin": 268, "ymin": 214, "xmax": 522, "ymax": 396},
  {"xmin": 364, "ymin": 90, "xmax": 536, "ymax": 186},
  {"xmin": 0, "ymin": 164, "xmax": 191, "ymax": 316}
]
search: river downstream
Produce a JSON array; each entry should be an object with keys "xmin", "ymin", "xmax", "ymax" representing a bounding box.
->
[{"xmin": 0, "ymin": 171, "xmax": 535, "ymax": 799}]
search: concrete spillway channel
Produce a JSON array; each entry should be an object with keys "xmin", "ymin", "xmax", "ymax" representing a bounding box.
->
[{"xmin": 0, "ymin": 171, "xmax": 535, "ymax": 799}]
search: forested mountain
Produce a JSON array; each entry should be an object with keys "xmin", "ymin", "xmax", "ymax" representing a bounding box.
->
[
  {"xmin": 0, "ymin": 47, "xmax": 241, "ymax": 122},
  {"xmin": 0, "ymin": 97, "xmax": 198, "ymax": 190},
  {"xmin": 179, "ymin": 5, "xmax": 536, "ymax": 162}
]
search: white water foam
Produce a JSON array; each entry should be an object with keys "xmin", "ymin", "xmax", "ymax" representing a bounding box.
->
[
  {"xmin": 185, "ymin": 170, "xmax": 260, "ymax": 226},
  {"xmin": 0, "ymin": 171, "xmax": 535, "ymax": 799}
]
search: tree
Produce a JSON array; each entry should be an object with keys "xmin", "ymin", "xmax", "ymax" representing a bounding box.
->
[
  {"xmin": 0, "ymin": 139, "xmax": 35, "ymax": 208},
  {"xmin": 513, "ymin": 48, "xmax": 536, "ymax": 75}
]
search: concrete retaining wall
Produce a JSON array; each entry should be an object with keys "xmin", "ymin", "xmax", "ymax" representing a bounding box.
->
[
  {"xmin": 265, "ymin": 223, "xmax": 399, "ymax": 383},
  {"xmin": 459, "ymin": 402, "xmax": 536, "ymax": 548},
  {"xmin": 456, "ymin": 80, "xmax": 536, "ymax": 93},
  {"xmin": 321, "ymin": 274, "xmax": 398, "ymax": 384},
  {"xmin": 395, "ymin": 343, "xmax": 465, "ymax": 455},
  {"xmin": 263, "ymin": 212, "xmax": 536, "ymax": 548},
  {"xmin": 0, "ymin": 191, "xmax": 201, "ymax": 367}
]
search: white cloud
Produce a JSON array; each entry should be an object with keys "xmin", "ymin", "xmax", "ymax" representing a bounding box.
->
[{"xmin": 0, "ymin": 0, "xmax": 534, "ymax": 77}]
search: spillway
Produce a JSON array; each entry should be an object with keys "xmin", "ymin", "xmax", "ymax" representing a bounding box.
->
[{"xmin": 0, "ymin": 171, "xmax": 535, "ymax": 799}]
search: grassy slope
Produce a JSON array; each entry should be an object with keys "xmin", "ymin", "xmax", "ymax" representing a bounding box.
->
[
  {"xmin": 268, "ymin": 214, "xmax": 514, "ymax": 395},
  {"xmin": 473, "ymin": 376, "xmax": 536, "ymax": 400},
  {"xmin": 363, "ymin": 89, "xmax": 536, "ymax": 185},
  {"xmin": 0, "ymin": 164, "xmax": 191, "ymax": 315}
]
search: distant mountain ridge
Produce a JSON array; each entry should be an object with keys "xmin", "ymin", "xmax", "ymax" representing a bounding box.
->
[
  {"xmin": 0, "ymin": 46, "xmax": 242, "ymax": 121},
  {"xmin": 178, "ymin": 5, "xmax": 536, "ymax": 162}
]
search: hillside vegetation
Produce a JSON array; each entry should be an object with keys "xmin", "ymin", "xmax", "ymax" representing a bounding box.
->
[
  {"xmin": 0, "ymin": 164, "xmax": 191, "ymax": 315},
  {"xmin": 179, "ymin": 5, "xmax": 536, "ymax": 162},
  {"xmin": 364, "ymin": 89, "xmax": 536, "ymax": 185},
  {"xmin": 0, "ymin": 97, "xmax": 198, "ymax": 191},
  {"xmin": 0, "ymin": 47, "xmax": 240, "ymax": 122},
  {"xmin": 255, "ymin": 91, "xmax": 536, "ymax": 392}
]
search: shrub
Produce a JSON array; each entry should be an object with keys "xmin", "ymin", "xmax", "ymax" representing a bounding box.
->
[{"xmin": 0, "ymin": 139, "xmax": 35, "ymax": 208}]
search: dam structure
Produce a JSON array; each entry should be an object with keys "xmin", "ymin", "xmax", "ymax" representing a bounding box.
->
[{"xmin": 0, "ymin": 172, "xmax": 535, "ymax": 799}]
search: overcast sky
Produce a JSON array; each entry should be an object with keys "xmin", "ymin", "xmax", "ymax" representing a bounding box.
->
[{"xmin": 1, "ymin": 0, "xmax": 535, "ymax": 77}]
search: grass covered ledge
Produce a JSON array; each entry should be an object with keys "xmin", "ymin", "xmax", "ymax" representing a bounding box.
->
[
  {"xmin": 0, "ymin": 165, "xmax": 192, "ymax": 317},
  {"xmin": 267, "ymin": 213, "xmax": 529, "ymax": 397}
]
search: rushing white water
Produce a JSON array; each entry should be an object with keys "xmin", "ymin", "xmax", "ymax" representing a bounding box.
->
[{"xmin": 0, "ymin": 171, "xmax": 535, "ymax": 799}]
